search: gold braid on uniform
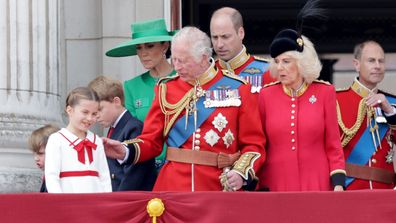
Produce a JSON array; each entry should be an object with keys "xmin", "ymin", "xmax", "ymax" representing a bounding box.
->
[
  {"xmin": 232, "ymin": 152, "xmax": 261, "ymax": 180},
  {"xmin": 336, "ymin": 99, "xmax": 367, "ymax": 147},
  {"xmin": 159, "ymin": 83, "xmax": 194, "ymax": 136}
]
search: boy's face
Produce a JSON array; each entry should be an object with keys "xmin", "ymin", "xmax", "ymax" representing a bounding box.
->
[
  {"xmin": 97, "ymin": 100, "xmax": 118, "ymax": 128},
  {"xmin": 34, "ymin": 147, "xmax": 45, "ymax": 170}
]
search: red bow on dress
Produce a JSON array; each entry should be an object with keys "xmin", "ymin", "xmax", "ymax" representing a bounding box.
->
[{"xmin": 74, "ymin": 139, "xmax": 97, "ymax": 164}]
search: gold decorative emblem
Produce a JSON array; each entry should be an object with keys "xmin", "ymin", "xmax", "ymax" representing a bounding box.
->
[
  {"xmin": 212, "ymin": 113, "xmax": 228, "ymax": 132},
  {"xmin": 222, "ymin": 129, "xmax": 235, "ymax": 148},
  {"xmin": 204, "ymin": 129, "xmax": 220, "ymax": 147},
  {"xmin": 242, "ymin": 67, "xmax": 261, "ymax": 75},
  {"xmin": 296, "ymin": 37, "xmax": 304, "ymax": 47},
  {"xmin": 309, "ymin": 95, "xmax": 317, "ymax": 104},
  {"xmin": 147, "ymin": 198, "xmax": 165, "ymax": 223}
]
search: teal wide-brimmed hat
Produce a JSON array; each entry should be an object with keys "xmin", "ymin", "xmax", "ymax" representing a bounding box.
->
[{"xmin": 106, "ymin": 18, "xmax": 174, "ymax": 57}]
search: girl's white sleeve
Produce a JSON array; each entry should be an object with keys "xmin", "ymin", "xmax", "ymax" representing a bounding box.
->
[
  {"xmin": 97, "ymin": 138, "xmax": 112, "ymax": 192},
  {"xmin": 44, "ymin": 134, "xmax": 63, "ymax": 193}
]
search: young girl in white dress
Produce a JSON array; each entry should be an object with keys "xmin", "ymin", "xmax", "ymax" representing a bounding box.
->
[{"xmin": 45, "ymin": 87, "xmax": 112, "ymax": 193}]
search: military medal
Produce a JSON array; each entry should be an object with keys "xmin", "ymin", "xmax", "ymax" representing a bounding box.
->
[
  {"xmin": 244, "ymin": 75, "xmax": 262, "ymax": 93},
  {"xmin": 204, "ymin": 129, "xmax": 220, "ymax": 147},
  {"xmin": 212, "ymin": 113, "xmax": 228, "ymax": 132},
  {"xmin": 222, "ymin": 129, "xmax": 235, "ymax": 148},
  {"xmin": 204, "ymin": 86, "xmax": 241, "ymax": 108},
  {"xmin": 374, "ymin": 107, "xmax": 387, "ymax": 123}
]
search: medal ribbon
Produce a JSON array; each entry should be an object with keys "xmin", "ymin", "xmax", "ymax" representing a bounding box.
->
[{"xmin": 167, "ymin": 75, "xmax": 242, "ymax": 148}]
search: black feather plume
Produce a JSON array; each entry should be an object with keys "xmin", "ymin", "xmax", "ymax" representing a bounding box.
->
[{"xmin": 296, "ymin": 0, "xmax": 328, "ymax": 35}]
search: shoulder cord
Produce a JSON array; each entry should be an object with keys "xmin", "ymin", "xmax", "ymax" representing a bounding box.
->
[
  {"xmin": 337, "ymin": 99, "xmax": 367, "ymax": 147},
  {"xmin": 159, "ymin": 83, "xmax": 194, "ymax": 136}
]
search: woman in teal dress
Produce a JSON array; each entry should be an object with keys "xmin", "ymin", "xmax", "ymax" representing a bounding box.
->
[{"xmin": 106, "ymin": 18, "xmax": 176, "ymax": 171}]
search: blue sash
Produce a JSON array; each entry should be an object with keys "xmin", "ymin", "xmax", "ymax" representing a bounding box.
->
[
  {"xmin": 239, "ymin": 60, "xmax": 269, "ymax": 77},
  {"xmin": 346, "ymin": 95, "xmax": 396, "ymax": 186},
  {"xmin": 167, "ymin": 76, "xmax": 243, "ymax": 148}
]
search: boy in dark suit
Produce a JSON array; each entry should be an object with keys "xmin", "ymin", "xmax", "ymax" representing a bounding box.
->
[{"xmin": 89, "ymin": 76, "xmax": 156, "ymax": 191}]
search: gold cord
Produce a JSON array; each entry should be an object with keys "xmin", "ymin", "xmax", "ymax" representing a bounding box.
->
[{"xmin": 337, "ymin": 99, "xmax": 367, "ymax": 147}]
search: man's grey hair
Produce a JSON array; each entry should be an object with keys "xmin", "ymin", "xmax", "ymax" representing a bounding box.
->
[{"xmin": 172, "ymin": 26, "xmax": 213, "ymax": 61}]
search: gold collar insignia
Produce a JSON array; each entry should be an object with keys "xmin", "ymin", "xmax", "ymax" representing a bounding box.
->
[
  {"xmin": 351, "ymin": 78, "xmax": 377, "ymax": 98},
  {"xmin": 218, "ymin": 46, "xmax": 250, "ymax": 72},
  {"xmin": 282, "ymin": 82, "xmax": 309, "ymax": 97}
]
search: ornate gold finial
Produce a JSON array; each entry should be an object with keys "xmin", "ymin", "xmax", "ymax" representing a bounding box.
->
[
  {"xmin": 147, "ymin": 198, "xmax": 165, "ymax": 223},
  {"xmin": 296, "ymin": 37, "xmax": 304, "ymax": 47}
]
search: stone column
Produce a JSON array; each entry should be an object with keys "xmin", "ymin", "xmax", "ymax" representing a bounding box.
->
[{"xmin": 0, "ymin": 0, "xmax": 62, "ymax": 193}]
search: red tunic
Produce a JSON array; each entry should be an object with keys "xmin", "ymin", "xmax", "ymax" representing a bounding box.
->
[
  {"xmin": 258, "ymin": 81, "xmax": 345, "ymax": 191},
  {"xmin": 336, "ymin": 79, "xmax": 395, "ymax": 189},
  {"xmin": 132, "ymin": 66, "xmax": 266, "ymax": 191}
]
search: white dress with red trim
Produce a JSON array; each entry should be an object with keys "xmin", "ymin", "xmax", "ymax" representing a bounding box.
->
[{"xmin": 45, "ymin": 128, "xmax": 112, "ymax": 193}]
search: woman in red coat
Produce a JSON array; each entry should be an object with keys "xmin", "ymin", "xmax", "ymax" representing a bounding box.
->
[{"xmin": 257, "ymin": 29, "xmax": 346, "ymax": 191}]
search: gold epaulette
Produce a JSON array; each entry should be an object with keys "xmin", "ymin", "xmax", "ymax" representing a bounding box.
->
[
  {"xmin": 336, "ymin": 86, "xmax": 350, "ymax": 92},
  {"xmin": 221, "ymin": 69, "xmax": 248, "ymax": 84},
  {"xmin": 313, "ymin": 79, "xmax": 331, "ymax": 85},
  {"xmin": 253, "ymin": 55, "xmax": 270, "ymax": 63},
  {"xmin": 263, "ymin": 81, "xmax": 280, "ymax": 88},
  {"xmin": 157, "ymin": 74, "xmax": 179, "ymax": 85}
]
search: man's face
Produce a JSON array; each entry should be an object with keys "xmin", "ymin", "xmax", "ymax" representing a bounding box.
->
[
  {"xmin": 354, "ymin": 43, "xmax": 385, "ymax": 89},
  {"xmin": 171, "ymin": 40, "xmax": 205, "ymax": 82},
  {"xmin": 210, "ymin": 15, "xmax": 244, "ymax": 61}
]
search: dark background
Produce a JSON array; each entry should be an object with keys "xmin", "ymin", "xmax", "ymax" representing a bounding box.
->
[{"xmin": 182, "ymin": 0, "xmax": 396, "ymax": 55}]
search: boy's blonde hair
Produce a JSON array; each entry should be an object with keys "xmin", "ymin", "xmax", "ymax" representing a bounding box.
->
[
  {"xmin": 88, "ymin": 76, "xmax": 125, "ymax": 106},
  {"xmin": 28, "ymin": 124, "xmax": 60, "ymax": 153}
]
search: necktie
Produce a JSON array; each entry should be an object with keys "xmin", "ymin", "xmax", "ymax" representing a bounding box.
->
[{"xmin": 107, "ymin": 127, "xmax": 115, "ymax": 138}]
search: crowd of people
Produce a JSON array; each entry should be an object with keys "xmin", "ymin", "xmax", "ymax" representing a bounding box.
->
[{"xmin": 28, "ymin": 5, "xmax": 396, "ymax": 193}]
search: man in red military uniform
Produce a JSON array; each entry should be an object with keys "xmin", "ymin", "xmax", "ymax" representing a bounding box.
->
[
  {"xmin": 103, "ymin": 26, "xmax": 266, "ymax": 191},
  {"xmin": 210, "ymin": 7, "xmax": 275, "ymax": 94},
  {"xmin": 337, "ymin": 40, "xmax": 396, "ymax": 189}
]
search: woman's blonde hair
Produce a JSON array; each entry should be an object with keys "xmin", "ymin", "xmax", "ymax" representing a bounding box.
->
[{"xmin": 269, "ymin": 35, "xmax": 322, "ymax": 84}]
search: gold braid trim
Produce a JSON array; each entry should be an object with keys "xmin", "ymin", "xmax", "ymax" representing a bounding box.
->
[
  {"xmin": 122, "ymin": 139, "xmax": 143, "ymax": 164},
  {"xmin": 159, "ymin": 83, "xmax": 194, "ymax": 136},
  {"xmin": 336, "ymin": 99, "xmax": 367, "ymax": 147},
  {"xmin": 231, "ymin": 152, "xmax": 261, "ymax": 180}
]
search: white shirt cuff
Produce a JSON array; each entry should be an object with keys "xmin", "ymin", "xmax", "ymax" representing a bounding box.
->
[
  {"xmin": 117, "ymin": 145, "xmax": 130, "ymax": 164},
  {"xmin": 384, "ymin": 106, "xmax": 396, "ymax": 117}
]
